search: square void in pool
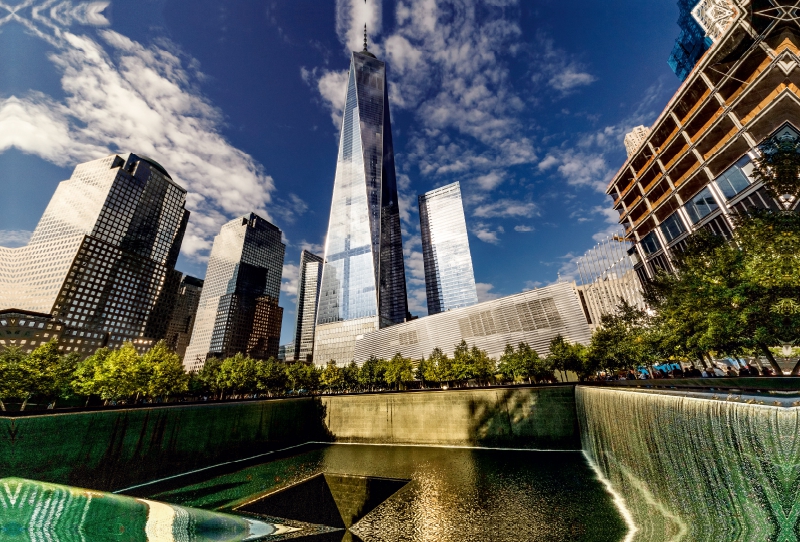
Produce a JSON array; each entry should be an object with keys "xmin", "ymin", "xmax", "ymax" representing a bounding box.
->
[{"xmin": 236, "ymin": 473, "xmax": 409, "ymax": 531}]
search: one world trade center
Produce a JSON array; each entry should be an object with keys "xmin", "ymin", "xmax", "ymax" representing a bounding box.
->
[{"xmin": 313, "ymin": 38, "xmax": 408, "ymax": 365}]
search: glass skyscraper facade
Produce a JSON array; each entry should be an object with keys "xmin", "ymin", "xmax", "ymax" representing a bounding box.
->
[
  {"xmin": 164, "ymin": 274, "xmax": 204, "ymax": 361},
  {"xmin": 184, "ymin": 213, "xmax": 285, "ymax": 371},
  {"xmin": 314, "ymin": 47, "xmax": 408, "ymax": 366},
  {"xmin": 293, "ymin": 250, "xmax": 323, "ymax": 363},
  {"xmin": 418, "ymin": 182, "xmax": 478, "ymax": 315},
  {"xmin": 0, "ymin": 153, "xmax": 189, "ymax": 356}
]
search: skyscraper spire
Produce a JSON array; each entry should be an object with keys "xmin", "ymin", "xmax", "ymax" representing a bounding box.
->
[{"xmin": 363, "ymin": 23, "xmax": 368, "ymax": 52}]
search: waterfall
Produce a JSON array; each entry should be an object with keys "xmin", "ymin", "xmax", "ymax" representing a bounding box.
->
[{"xmin": 576, "ymin": 387, "xmax": 800, "ymax": 542}]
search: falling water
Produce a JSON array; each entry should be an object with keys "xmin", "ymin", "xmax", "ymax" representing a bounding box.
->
[{"xmin": 576, "ymin": 387, "xmax": 800, "ymax": 541}]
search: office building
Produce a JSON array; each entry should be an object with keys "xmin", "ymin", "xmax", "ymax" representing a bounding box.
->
[
  {"xmin": 278, "ymin": 342, "xmax": 295, "ymax": 362},
  {"xmin": 164, "ymin": 274, "xmax": 204, "ymax": 360},
  {"xmin": 607, "ymin": 2, "xmax": 795, "ymax": 286},
  {"xmin": 314, "ymin": 39, "xmax": 409, "ymax": 365},
  {"xmin": 624, "ymin": 126, "xmax": 651, "ymax": 158},
  {"xmin": 184, "ymin": 213, "xmax": 285, "ymax": 371},
  {"xmin": 0, "ymin": 153, "xmax": 189, "ymax": 357},
  {"xmin": 575, "ymin": 236, "xmax": 646, "ymax": 330},
  {"xmin": 419, "ymin": 182, "xmax": 478, "ymax": 315},
  {"xmin": 293, "ymin": 250, "xmax": 323, "ymax": 362},
  {"xmin": 353, "ymin": 282, "xmax": 591, "ymax": 364}
]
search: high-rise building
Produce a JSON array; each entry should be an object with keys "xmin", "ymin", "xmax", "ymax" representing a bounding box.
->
[
  {"xmin": 606, "ymin": 3, "xmax": 797, "ymax": 287},
  {"xmin": 418, "ymin": 182, "xmax": 478, "ymax": 315},
  {"xmin": 624, "ymin": 126, "xmax": 651, "ymax": 158},
  {"xmin": 164, "ymin": 274, "xmax": 204, "ymax": 360},
  {"xmin": 293, "ymin": 250, "xmax": 323, "ymax": 363},
  {"xmin": 0, "ymin": 153, "xmax": 189, "ymax": 356},
  {"xmin": 313, "ymin": 41, "xmax": 409, "ymax": 366},
  {"xmin": 184, "ymin": 213, "xmax": 285, "ymax": 371}
]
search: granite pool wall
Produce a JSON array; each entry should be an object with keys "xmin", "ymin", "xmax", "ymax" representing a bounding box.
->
[{"xmin": 0, "ymin": 385, "xmax": 579, "ymax": 491}]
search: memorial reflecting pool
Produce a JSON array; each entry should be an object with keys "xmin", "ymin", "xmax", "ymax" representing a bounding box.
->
[{"xmin": 129, "ymin": 444, "xmax": 627, "ymax": 542}]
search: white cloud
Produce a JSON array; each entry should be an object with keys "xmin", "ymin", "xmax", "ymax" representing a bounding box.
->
[
  {"xmin": 281, "ymin": 262, "xmax": 300, "ymax": 298},
  {"xmin": 476, "ymin": 282, "xmax": 500, "ymax": 302},
  {"xmin": 549, "ymin": 66, "xmax": 596, "ymax": 91},
  {"xmin": 471, "ymin": 223, "xmax": 503, "ymax": 244},
  {"xmin": 523, "ymin": 280, "xmax": 543, "ymax": 290},
  {"xmin": 298, "ymin": 240, "xmax": 325, "ymax": 256},
  {"xmin": 303, "ymin": 67, "xmax": 349, "ymax": 128},
  {"xmin": 0, "ymin": 28, "xmax": 284, "ymax": 262},
  {"xmin": 514, "ymin": 225, "xmax": 533, "ymax": 232},
  {"xmin": 473, "ymin": 170, "xmax": 505, "ymax": 191},
  {"xmin": 532, "ymin": 35, "xmax": 596, "ymax": 95},
  {"xmin": 473, "ymin": 200, "xmax": 538, "ymax": 219},
  {"xmin": 336, "ymin": 0, "xmax": 382, "ymax": 55},
  {"xmin": 0, "ymin": 230, "xmax": 33, "ymax": 248},
  {"xmin": 537, "ymin": 150, "xmax": 612, "ymax": 192}
]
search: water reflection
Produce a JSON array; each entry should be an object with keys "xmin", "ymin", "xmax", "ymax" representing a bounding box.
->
[
  {"xmin": 0, "ymin": 477, "xmax": 299, "ymax": 541},
  {"xmin": 145, "ymin": 444, "xmax": 626, "ymax": 542}
]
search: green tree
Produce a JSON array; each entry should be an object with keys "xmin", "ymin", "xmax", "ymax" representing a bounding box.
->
[
  {"xmin": 219, "ymin": 353, "xmax": 258, "ymax": 397},
  {"xmin": 451, "ymin": 340, "xmax": 474, "ymax": 384},
  {"xmin": 256, "ymin": 358, "xmax": 287, "ymax": 396},
  {"xmin": 358, "ymin": 356, "xmax": 387, "ymax": 391},
  {"xmin": 498, "ymin": 344, "xmax": 525, "ymax": 383},
  {"xmin": 196, "ymin": 357, "xmax": 223, "ymax": 399},
  {"xmin": 93, "ymin": 343, "xmax": 140, "ymax": 404},
  {"xmin": 588, "ymin": 302, "xmax": 657, "ymax": 376},
  {"xmin": 18, "ymin": 341, "xmax": 63, "ymax": 410},
  {"xmin": 321, "ymin": 360, "xmax": 344, "ymax": 392},
  {"xmin": 427, "ymin": 347, "xmax": 452, "ymax": 384},
  {"xmin": 385, "ymin": 353, "xmax": 414, "ymax": 389},
  {"xmin": 470, "ymin": 345, "xmax": 495, "ymax": 385},
  {"xmin": 342, "ymin": 361, "xmax": 360, "ymax": 392},
  {"xmin": 415, "ymin": 356, "xmax": 433, "ymax": 387},
  {"xmin": 547, "ymin": 335, "xmax": 587, "ymax": 382},
  {"xmin": 143, "ymin": 341, "xmax": 188, "ymax": 400},
  {"xmin": 71, "ymin": 348, "xmax": 110, "ymax": 404},
  {"xmin": 0, "ymin": 347, "xmax": 25, "ymax": 411}
]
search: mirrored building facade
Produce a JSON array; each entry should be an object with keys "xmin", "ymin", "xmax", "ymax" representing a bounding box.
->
[
  {"xmin": 184, "ymin": 213, "xmax": 285, "ymax": 371},
  {"xmin": 293, "ymin": 250, "xmax": 323, "ymax": 363},
  {"xmin": 419, "ymin": 182, "xmax": 478, "ymax": 315},
  {"xmin": 0, "ymin": 153, "xmax": 189, "ymax": 356},
  {"xmin": 314, "ymin": 46, "xmax": 408, "ymax": 365},
  {"xmin": 164, "ymin": 274, "xmax": 204, "ymax": 360}
]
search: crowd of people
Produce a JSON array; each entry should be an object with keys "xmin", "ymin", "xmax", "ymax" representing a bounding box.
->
[{"xmin": 592, "ymin": 361, "xmax": 780, "ymax": 381}]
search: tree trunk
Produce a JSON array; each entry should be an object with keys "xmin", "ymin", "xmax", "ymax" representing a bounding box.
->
[
  {"xmin": 758, "ymin": 342, "xmax": 783, "ymax": 375},
  {"xmin": 20, "ymin": 397, "xmax": 28, "ymax": 412},
  {"xmin": 0, "ymin": 399, "xmax": 5, "ymax": 412}
]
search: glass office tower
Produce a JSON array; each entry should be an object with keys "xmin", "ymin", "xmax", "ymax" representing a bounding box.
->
[
  {"xmin": 164, "ymin": 274, "xmax": 204, "ymax": 360},
  {"xmin": 314, "ymin": 45, "xmax": 409, "ymax": 365},
  {"xmin": 0, "ymin": 153, "xmax": 189, "ymax": 356},
  {"xmin": 419, "ymin": 182, "xmax": 478, "ymax": 315},
  {"xmin": 184, "ymin": 213, "xmax": 285, "ymax": 371},
  {"xmin": 293, "ymin": 250, "xmax": 323, "ymax": 363}
]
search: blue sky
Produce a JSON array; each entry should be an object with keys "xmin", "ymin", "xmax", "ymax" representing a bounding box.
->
[{"xmin": 0, "ymin": 0, "xmax": 682, "ymax": 345}]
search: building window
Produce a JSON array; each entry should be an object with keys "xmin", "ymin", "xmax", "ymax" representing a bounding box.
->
[
  {"xmin": 715, "ymin": 156, "xmax": 753, "ymax": 199},
  {"xmin": 660, "ymin": 213, "xmax": 686, "ymax": 243},
  {"xmin": 685, "ymin": 187, "xmax": 719, "ymax": 224},
  {"xmin": 640, "ymin": 231, "xmax": 662, "ymax": 256}
]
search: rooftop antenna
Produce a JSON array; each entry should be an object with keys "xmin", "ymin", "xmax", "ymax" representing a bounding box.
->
[{"xmin": 363, "ymin": 23, "xmax": 368, "ymax": 52}]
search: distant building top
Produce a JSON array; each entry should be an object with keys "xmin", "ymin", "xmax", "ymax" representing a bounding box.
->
[
  {"xmin": 624, "ymin": 126, "xmax": 651, "ymax": 158},
  {"xmin": 668, "ymin": 0, "xmax": 738, "ymax": 82}
]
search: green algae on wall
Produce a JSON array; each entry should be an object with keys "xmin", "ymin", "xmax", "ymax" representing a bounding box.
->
[
  {"xmin": 576, "ymin": 386, "xmax": 800, "ymax": 541},
  {"xmin": 0, "ymin": 398, "xmax": 331, "ymax": 492},
  {"xmin": 321, "ymin": 386, "xmax": 580, "ymax": 449}
]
